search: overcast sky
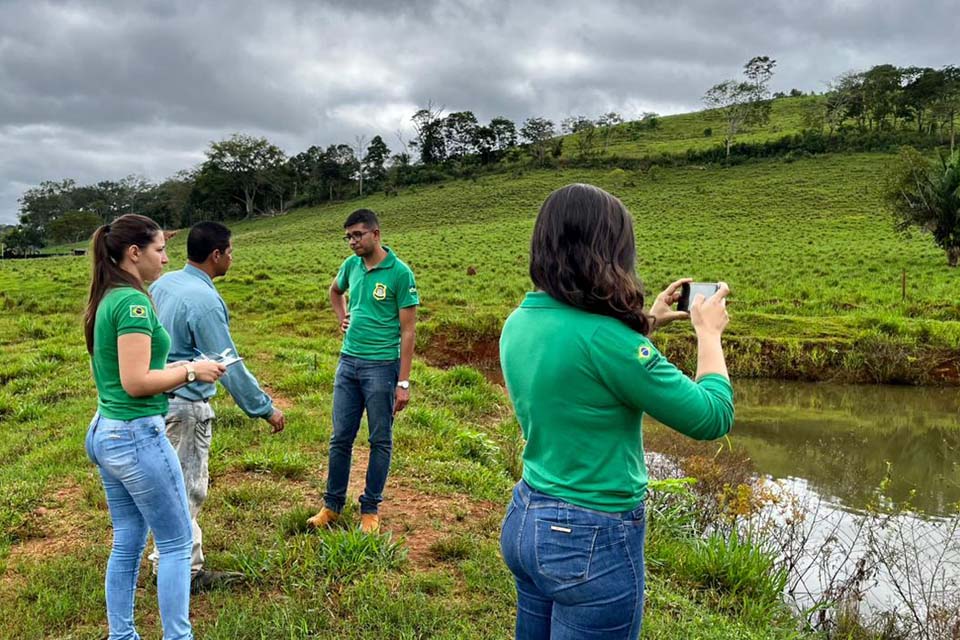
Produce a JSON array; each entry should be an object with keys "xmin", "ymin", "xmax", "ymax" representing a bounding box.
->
[{"xmin": 0, "ymin": 0, "xmax": 956, "ymax": 225}]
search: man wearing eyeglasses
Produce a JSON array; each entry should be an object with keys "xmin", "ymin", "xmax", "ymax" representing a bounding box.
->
[{"xmin": 308, "ymin": 208, "xmax": 419, "ymax": 534}]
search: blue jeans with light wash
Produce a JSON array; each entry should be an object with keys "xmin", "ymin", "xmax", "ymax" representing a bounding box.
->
[
  {"xmin": 325, "ymin": 354, "xmax": 400, "ymax": 515},
  {"xmin": 499, "ymin": 480, "xmax": 647, "ymax": 640},
  {"xmin": 85, "ymin": 413, "xmax": 194, "ymax": 640}
]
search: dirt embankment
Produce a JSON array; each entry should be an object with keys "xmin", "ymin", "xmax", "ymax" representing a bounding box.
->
[{"xmin": 421, "ymin": 326, "xmax": 960, "ymax": 386}]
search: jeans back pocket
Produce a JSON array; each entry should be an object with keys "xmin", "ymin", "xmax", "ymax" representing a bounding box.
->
[{"xmin": 534, "ymin": 518, "xmax": 599, "ymax": 584}]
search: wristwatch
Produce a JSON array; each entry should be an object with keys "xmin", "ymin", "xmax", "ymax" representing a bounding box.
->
[
  {"xmin": 185, "ymin": 364, "xmax": 197, "ymax": 383},
  {"xmin": 396, "ymin": 380, "xmax": 410, "ymax": 390}
]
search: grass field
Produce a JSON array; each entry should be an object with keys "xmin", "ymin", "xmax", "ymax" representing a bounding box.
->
[
  {"xmin": 2, "ymin": 98, "xmax": 958, "ymax": 637},
  {"xmin": 572, "ymin": 95, "xmax": 822, "ymax": 159}
]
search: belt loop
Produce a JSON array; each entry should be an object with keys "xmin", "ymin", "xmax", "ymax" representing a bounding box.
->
[{"xmin": 517, "ymin": 479, "xmax": 532, "ymax": 506}]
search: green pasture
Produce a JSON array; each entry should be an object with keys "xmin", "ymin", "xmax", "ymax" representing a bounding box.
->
[
  {"xmin": 2, "ymin": 140, "xmax": 957, "ymax": 637},
  {"xmin": 564, "ymin": 95, "xmax": 820, "ymax": 159}
]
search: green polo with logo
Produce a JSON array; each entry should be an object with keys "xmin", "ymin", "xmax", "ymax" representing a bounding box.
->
[
  {"xmin": 500, "ymin": 291, "xmax": 735, "ymax": 512},
  {"xmin": 92, "ymin": 286, "xmax": 171, "ymax": 420},
  {"xmin": 336, "ymin": 246, "xmax": 419, "ymax": 360}
]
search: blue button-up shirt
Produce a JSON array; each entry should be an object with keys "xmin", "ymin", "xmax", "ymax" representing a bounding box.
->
[{"xmin": 149, "ymin": 264, "xmax": 273, "ymax": 418}]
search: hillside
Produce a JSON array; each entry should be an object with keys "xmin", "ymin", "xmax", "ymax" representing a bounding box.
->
[{"xmin": 1, "ymin": 100, "xmax": 957, "ymax": 638}]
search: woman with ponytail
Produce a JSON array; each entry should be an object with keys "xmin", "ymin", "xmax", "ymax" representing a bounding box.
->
[
  {"xmin": 83, "ymin": 214, "xmax": 225, "ymax": 640},
  {"xmin": 498, "ymin": 184, "xmax": 735, "ymax": 639}
]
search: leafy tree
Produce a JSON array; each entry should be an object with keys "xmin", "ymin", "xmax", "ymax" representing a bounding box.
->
[
  {"xmin": 145, "ymin": 173, "xmax": 194, "ymax": 228},
  {"xmin": 47, "ymin": 211, "xmax": 102, "ymax": 244},
  {"xmin": 743, "ymin": 55, "xmax": 777, "ymax": 124},
  {"xmin": 703, "ymin": 55, "xmax": 777, "ymax": 157},
  {"xmin": 900, "ymin": 67, "xmax": 943, "ymax": 133},
  {"xmin": 411, "ymin": 105, "xmax": 446, "ymax": 165},
  {"xmin": 189, "ymin": 162, "xmax": 240, "ymax": 222},
  {"xmin": 443, "ymin": 111, "xmax": 479, "ymax": 159},
  {"xmin": 17, "ymin": 179, "xmax": 77, "ymax": 234},
  {"xmin": 363, "ymin": 135, "xmax": 391, "ymax": 190},
  {"xmin": 206, "ymin": 134, "xmax": 287, "ymax": 218},
  {"xmin": 520, "ymin": 117, "xmax": 556, "ymax": 166},
  {"xmin": 562, "ymin": 116, "xmax": 598, "ymax": 158},
  {"xmin": 322, "ymin": 144, "xmax": 357, "ymax": 201},
  {"xmin": 597, "ymin": 112, "xmax": 624, "ymax": 153},
  {"xmin": 1, "ymin": 225, "xmax": 46, "ymax": 257},
  {"xmin": 861, "ymin": 64, "xmax": 902, "ymax": 130},
  {"xmin": 882, "ymin": 147, "xmax": 960, "ymax": 266},
  {"xmin": 827, "ymin": 71, "xmax": 867, "ymax": 132},
  {"xmin": 488, "ymin": 117, "xmax": 518, "ymax": 153},
  {"xmin": 930, "ymin": 66, "xmax": 960, "ymax": 153}
]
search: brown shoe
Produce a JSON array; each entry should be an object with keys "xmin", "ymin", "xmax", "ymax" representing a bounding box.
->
[
  {"xmin": 306, "ymin": 507, "xmax": 340, "ymax": 529},
  {"xmin": 359, "ymin": 513, "xmax": 380, "ymax": 534}
]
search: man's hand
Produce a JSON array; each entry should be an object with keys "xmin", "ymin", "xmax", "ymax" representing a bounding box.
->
[
  {"xmin": 393, "ymin": 386, "xmax": 410, "ymax": 416},
  {"xmin": 266, "ymin": 408, "xmax": 285, "ymax": 433},
  {"xmin": 339, "ymin": 314, "xmax": 350, "ymax": 333}
]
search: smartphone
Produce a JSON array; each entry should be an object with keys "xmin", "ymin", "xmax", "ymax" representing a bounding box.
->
[{"xmin": 677, "ymin": 282, "xmax": 720, "ymax": 312}]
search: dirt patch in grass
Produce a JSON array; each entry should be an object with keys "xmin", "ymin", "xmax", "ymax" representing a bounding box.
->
[
  {"xmin": 293, "ymin": 449, "xmax": 500, "ymax": 567},
  {"xmin": 7, "ymin": 483, "xmax": 95, "ymax": 563},
  {"xmin": 422, "ymin": 330, "xmax": 504, "ymax": 385},
  {"xmin": 1, "ymin": 482, "xmax": 99, "ymax": 595},
  {"xmin": 262, "ymin": 384, "xmax": 294, "ymax": 410}
]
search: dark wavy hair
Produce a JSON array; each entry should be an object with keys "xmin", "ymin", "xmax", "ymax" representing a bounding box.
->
[
  {"xmin": 529, "ymin": 183, "xmax": 649, "ymax": 334},
  {"xmin": 83, "ymin": 214, "xmax": 161, "ymax": 354}
]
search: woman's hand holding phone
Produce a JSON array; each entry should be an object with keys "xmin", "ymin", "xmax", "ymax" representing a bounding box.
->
[{"xmin": 690, "ymin": 282, "xmax": 730, "ymax": 338}]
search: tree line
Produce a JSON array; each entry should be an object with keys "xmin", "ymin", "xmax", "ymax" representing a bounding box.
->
[
  {"xmin": 4, "ymin": 59, "xmax": 958, "ymax": 257},
  {"xmin": 4, "ymin": 105, "xmax": 641, "ymax": 254}
]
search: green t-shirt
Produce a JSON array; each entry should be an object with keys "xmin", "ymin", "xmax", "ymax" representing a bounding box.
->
[
  {"xmin": 500, "ymin": 291, "xmax": 735, "ymax": 512},
  {"xmin": 336, "ymin": 246, "xmax": 419, "ymax": 360},
  {"xmin": 92, "ymin": 287, "xmax": 170, "ymax": 420}
]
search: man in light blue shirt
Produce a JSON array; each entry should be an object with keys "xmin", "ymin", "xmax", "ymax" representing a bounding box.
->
[{"xmin": 148, "ymin": 221, "xmax": 285, "ymax": 593}]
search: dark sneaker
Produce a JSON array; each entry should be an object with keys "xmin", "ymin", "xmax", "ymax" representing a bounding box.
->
[{"xmin": 190, "ymin": 569, "xmax": 245, "ymax": 594}]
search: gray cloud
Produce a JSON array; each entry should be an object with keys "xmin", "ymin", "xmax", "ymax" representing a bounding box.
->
[{"xmin": 1, "ymin": 0, "xmax": 956, "ymax": 224}]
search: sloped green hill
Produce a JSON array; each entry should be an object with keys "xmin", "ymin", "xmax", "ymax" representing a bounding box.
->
[
  {"xmin": 560, "ymin": 95, "xmax": 822, "ymax": 159},
  {"xmin": 2, "ymin": 99, "xmax": 955, "ymax": 638}
]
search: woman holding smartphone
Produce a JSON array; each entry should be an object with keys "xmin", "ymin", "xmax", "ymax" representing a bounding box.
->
[
  {"xmin": 83, "ymin": 214, "xmax": 224, "ymax": 640},
  {"xmin": 499, "ymin": 184, "xmax": 734, "ymax": 639}
]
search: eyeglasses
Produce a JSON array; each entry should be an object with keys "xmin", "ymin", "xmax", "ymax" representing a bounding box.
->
[{"xmin": 343, "ymin": 230, "xmax": 372, "ymax": 243}]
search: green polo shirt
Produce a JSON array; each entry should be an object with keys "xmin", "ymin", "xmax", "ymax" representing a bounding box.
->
[
  {"xmin": 92, "ymin": 287, "xmax": 170, "ymax": 420},
  {"xmin": 336, "ymin": 246, "xmax": 419, "ymax": 360},
  {"xmin": 500, "ymin": 291, "xmax": 734, "ymax": 512}
]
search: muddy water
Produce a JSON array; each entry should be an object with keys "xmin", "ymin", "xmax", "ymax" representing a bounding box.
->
[
  {"xmin": 730, "ymin": 379, "xmax": 960, "ymax": 517},
  {"xmin": 710, "ymin": 380, "xmax": 960, "ymax": 618}
]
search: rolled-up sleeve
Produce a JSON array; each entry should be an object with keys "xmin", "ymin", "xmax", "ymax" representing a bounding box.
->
[
  {"xmin": 192, "ymin": 302, "xmax": 274, "ymax": 419},
  {"xmin": 589, "ymin": 325, "xmax": 734, "ymax": 440}
]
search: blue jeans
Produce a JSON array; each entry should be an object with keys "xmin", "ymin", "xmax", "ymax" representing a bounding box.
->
[
  {"xmin": 85, "ymin": 413, "xmax": 194, "ymax": 640},
  {"xmin": 325, "ymin": 354, "xmax": 400, "ymax": 514},
  {"xmin": 499, "ymin": 480, "xmax": 646, "ymax": 640}
]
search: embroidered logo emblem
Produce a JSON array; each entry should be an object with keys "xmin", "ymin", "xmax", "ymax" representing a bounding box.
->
[
  {"xmin": 373, "ymin": 283, "xmax": 387, "ymax": 301},
  {"xmin": 409, "ymin": 286, "xmax": 417, "ymax": 295},
  {"xmin": 129, "ymin": 305, "xmax": 148, "ymax": 318},
  {"xmin": 638, "ymin": 345, "xmax": 653, "ymax": 361}
]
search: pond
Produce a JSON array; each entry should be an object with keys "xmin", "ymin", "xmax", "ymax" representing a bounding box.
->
[
  {"xmin": 731, "ymin": 379, "xmax": 960, "ymax": 517},
  {"xmin": 692, "ymin": 379, "xmax": 960, "ymax": 624}
]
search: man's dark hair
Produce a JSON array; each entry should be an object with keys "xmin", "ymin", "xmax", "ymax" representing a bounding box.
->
[
  {"xmin": 187, "ymin": 221, "xmax": 232, "ymax": 262},
  {"xmin": 344, "ymin": 208, "xmax": 380, "ymax": 229}
]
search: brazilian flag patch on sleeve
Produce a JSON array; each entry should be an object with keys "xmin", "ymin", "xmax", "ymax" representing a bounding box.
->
[
  {"xmin": 637, "ymin": 343, "xmax": 660, "ymax": 370},
  {"xmin": 129, "ymin": 305, "xmax": 148, "ymax": 319}
]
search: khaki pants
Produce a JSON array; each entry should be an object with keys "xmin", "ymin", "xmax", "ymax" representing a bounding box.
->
[{"xmin": 149, "ymin": 397, "xmax": 215, "ymax": 576}]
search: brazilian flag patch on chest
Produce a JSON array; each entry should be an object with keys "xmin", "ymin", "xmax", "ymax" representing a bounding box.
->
[{"xmin": 129, "ymin": 305, "xmax": 148, "ymax": 318}]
